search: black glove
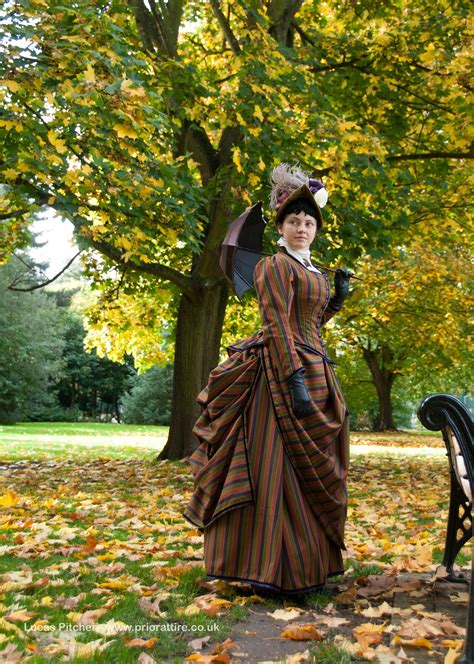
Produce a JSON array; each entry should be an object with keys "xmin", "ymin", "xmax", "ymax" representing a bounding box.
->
[
  {"xmin": 287, "ymin": 370, "xmax": 312, "ymax": 419},
  {"xmin": 327, "ymin": 268, "xmax": 353, "ymax": 311}
]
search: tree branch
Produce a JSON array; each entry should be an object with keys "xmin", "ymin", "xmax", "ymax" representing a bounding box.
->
[
  {"xmin": 87, "ymin": 237, "xmax": 195, "ymax": 296},
  {"xmin": 127, "ymin": 0, "xmax": 183, "ymax": 57},
  {"xmin": 0, "ymin": 209, "xmax": 28, "ymax": 221},
  {"xmin": 175, "ymin": 120, "xmax": 219, "ymax": 184},
  {"xmin": 388, "ymin": 144, "xmax": 474, "ymax": 161},
  {"xmin": 8, "ymin": 251, "xmax": 82, "ymax": 292},
  {"xmin": 291, "ymin": 20, "xmax": 316, "ymax": 46},
  {"xmin": 267, "ymin": 0, "xmax": 304, "ymax": 46},
  {"xmin": 209, "ymin": 0, "xmax": 241, "ymax": 55}
]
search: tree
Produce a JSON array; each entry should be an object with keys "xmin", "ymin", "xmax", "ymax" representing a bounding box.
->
[
  {"xmin": 122, "ymin": 364, "xmax": 173, "ymax": 425},
  {"xmin": 327, "ymin": 203, "xmax": 472, "ymax": 430},
  {"xmin": 54, "ymin": 311, "xmax": 133, "ymax": 421},
  {"xmin": 0, "ymin": 259, "xmax": 64, "ymax": 424},
  {"xmin": 1, "ymin": 0, "xmax": 471, "ymax": 455}
]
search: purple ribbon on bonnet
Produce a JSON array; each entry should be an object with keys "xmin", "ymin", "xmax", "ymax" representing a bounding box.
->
[{"xmin": 308, "ymin": 178, "xmax": 324, "ymax": 193}]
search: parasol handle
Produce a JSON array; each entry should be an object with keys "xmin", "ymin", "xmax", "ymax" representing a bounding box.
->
[
  {"xmin": 312, "ymin": 262, "xmax": 363, "ymax": 281},
  {"xmin": 235, "ymin": 247, "xmax": 362, "ymax": 281}
]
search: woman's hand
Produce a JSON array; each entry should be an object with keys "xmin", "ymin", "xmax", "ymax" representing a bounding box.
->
[
  {"xmin": 334, "ymin": 268, "xmax": 352, "ymax": 299},
  {"xmin": 328, "ymin": 268, "xmax": 353, "ymax": 311},
  {"xmin": 287, "ymin": 370, "xmax": 312, "ymax": 418}
]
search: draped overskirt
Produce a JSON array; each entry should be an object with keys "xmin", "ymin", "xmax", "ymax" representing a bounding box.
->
[{"xmin": 183, "ymin": 338, "xmax": 349, "ymax": 593}]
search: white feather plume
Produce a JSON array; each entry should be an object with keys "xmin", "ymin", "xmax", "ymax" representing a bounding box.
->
[
  {"xmin": 269, "ymin": 162, "xmax": 328, "ymax": 210},
  {"xmin": 269, "ymin": 163, "xmax": 310, "ymax": 210}
]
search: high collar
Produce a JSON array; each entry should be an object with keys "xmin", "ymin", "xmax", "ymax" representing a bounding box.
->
[{"xmin": 277, "ymin": 238, "xmax": 321, "ymax": 273}]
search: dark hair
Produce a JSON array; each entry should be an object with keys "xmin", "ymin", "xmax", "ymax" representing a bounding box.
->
[{"xmin": 279, "ymin": 198, "xmax": 318, "ymax": 223}]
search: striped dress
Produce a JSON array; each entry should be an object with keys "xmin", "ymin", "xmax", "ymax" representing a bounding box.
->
[{"xmin": 183, "ymin": 248, "xmax": 349, "ymax": 594}]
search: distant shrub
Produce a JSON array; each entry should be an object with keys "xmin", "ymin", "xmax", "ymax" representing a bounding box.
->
[
  {"xmin": 122, "ymin": 365, "xmax": 173, "ymax": 425},
  {"xmin": 29, "ymin": 402, "xmax": 80, "ymax": 422}
]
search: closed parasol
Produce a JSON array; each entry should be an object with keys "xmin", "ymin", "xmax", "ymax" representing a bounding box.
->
[
  {"xmin": 219, "ymin": 201, "xmax": 361, "ymax": 298},
  {"xmin": 219, "ymin": 202, "xmax": 269, "ymax": 299}
]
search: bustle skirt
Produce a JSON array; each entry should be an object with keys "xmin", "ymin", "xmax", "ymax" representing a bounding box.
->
[{"xmin": 183, "ymin": 337, "xmax": 349, "ymax": 593}]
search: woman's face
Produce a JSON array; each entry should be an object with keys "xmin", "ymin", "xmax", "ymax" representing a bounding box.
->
[{"xmin": 278, "ymin": 211, "xmax": 317, "ymax": 252}]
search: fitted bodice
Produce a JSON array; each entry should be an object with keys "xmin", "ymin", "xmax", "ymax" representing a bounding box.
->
[
  {"xmin": 281, "ymin": 252, "xmax": 331, "ymax": 356},
  {"xmin": 228, "ymin": 250, "xmax": 335, "ymax": 382}
]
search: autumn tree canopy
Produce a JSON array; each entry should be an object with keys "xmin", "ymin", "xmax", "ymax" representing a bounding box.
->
[{"xmin": 1, "ymin": 0, "xmax": 471, "ymax": 455}]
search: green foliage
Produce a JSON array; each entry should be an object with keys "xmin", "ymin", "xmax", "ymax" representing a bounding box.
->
[
  {"xmin": 122, "ymin": 364, "xmax": 173, "ymax": 425},
  {"xmin": 1, "ymin": 0, "xmax": 471, "ymax": 361},
  {"xmin": 0, "ymin": 258, "xmax": 64, "ymax": 424},
  {"xmin": 0, "ymin": 255, "xmax": 133, "ymax": 423},
  {"xmin": 52, "ymin": 311, "xmax": 134, "ymax": 421}
]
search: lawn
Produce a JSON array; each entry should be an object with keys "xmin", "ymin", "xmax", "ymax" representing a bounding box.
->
[
  {"xmin": 0, "ymin": 424, "xmax": 468, "ymax": 663},
  {"xmin": 0, "ymin": 422, "xmax": 168, "ymax": 461}
]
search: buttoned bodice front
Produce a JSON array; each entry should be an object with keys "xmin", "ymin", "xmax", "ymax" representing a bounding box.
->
[{"xmin": 228, "ymin": 249, "xmax": 337, "ymax": 383}]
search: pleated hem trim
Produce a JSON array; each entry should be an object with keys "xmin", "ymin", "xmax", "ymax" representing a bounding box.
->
[{"xmin": 206, "ymin": 571, "xmax": 344, "ymax": 596}]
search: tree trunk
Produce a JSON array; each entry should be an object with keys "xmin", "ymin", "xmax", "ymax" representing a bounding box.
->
[
  {"xmin": 362, "ymin": 344, "xmax": 397, "ymax": 431},
  {"xmin": 159, "ymin": 281, "xmax": 229, "ymax": 459}
]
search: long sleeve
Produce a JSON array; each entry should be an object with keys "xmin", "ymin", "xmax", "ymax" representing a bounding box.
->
[
  {"xmin": 253, "ymin": 255, "xmax": 304, "ymax": 382},
  {"xmin": 320, "ymin": 304, "xmax": 338, "ymax": 326}
]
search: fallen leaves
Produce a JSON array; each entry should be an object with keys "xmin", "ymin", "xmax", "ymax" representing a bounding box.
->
[
  {"xmin": 186, "ymin": 638, "xmax": 235, "ymax": 663},
  {"xmin": 352, "ymin": 622, "xmax": 386, "ymax": 653},
  {"xmin": 179, "ymin": 593, "xmax": 233, "ymax": 617},
  {"xmin": 0, "ymin": 442, "xmax": 469, "ymax": 663},
  {"xmin": 280, "ymin": 624, "xmax": 323, "ymax": 641},
  {"xmin": 356, "ymin": 575, "xmax": 397, "ymax": 598},
  {"xmin": 267, "ymin": 608, "xmax": 301, "ymax": 621}
]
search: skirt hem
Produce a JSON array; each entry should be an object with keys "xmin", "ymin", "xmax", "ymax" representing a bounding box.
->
[{"xmin": 206, "ymin": 570, "xmax": 345, "ymax": 595}]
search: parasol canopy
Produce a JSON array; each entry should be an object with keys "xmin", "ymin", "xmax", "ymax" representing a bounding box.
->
[{"xmin": 219, "ymin": 202, "xmax": 268, "ymax": 299}]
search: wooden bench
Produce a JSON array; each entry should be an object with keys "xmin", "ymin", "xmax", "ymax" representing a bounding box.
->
[{"xmin": 418, "ymin": 393, "xmax": 473, "ymax": 664}]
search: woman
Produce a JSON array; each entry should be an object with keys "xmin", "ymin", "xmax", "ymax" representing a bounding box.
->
[{"xmin": 184, "ymin": 164, "xmax": 351, "ymax": 596}]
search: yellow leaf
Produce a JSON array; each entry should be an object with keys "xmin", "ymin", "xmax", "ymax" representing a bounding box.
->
[
  {"xmin": 113, "ymin": 124, "xmax": 138, "ymax": 139},
  {"xmin": 4, "ymin": 80, "xmax": 20, "ymax": 93},
  {"xmin": 120, "ymin": 79, "xmax": 146, "ymax": 97},
  {"xmin": 247, "ymin": 126, "xmax": 262, "ymax": 137},
  {"xmin": 441, "ymin": 640, "xmax": 464, "ymax": 649},
  {"xmin": 444, "ymin": 647, "xmax": 462, "ymax": 663},
  {"xmin": 0, "ymin": 119, "xmax": 22, "ymax": 131},
  {"xmin": 267, "ymin": 608, "xmax": 301, "ymax": 621},
  {"xmin": 47, "ymin": 129, "xmax": 67, "ymax": 154},
  {"xmin": 0, "ymin": 617, "xmax": 23, "ymax": 635},
  {"xmin": 3, "ymin": 168, "xmax": 17, "ymax": 180},
  {"xmin": 393, "ymin": 635, "xmax": 433, "ymax": 650},
  {"xmin": 0, "ymin": 491, "xmax": 20, "ymax": 507},
  {"xmin": 66, "ymin": 611, "xmax": 82, "ymax": 623},
  {"xmin": 352, "ymin": 622, "xmax": 385, "ymax": 653},
  {"xmin": 5, "ymin": 609, "xmax": 36, "ymax": 623},
  {"xmin": 69, "ymin": 638, "xmax": 113, "ymax": 658},
  {"xmin": 254, "ymin": 105, "xmax": 264, "ymax": 122},
  {"xmin": 117, "ymin": 237, "xmax": 132, "ymax": 251},
  {"xmin": 99, "ymin": 580, "xmax": 133, "ymax": 589},
  {"xmin": 232, "ymin": 149, "xmax": 243, "ymax": 173},
  {"xmin": 248, "ymin": 173, "xmax": 259, "ymax": 187},
  {"xmin": 84, "ymin": 64, "xmax": 96, "ymax": 84},
  {"xmin": 280, "ymin": 624, "xmax": 323, "ymax": 641}
]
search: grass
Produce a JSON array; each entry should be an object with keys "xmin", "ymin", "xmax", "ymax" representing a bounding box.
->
[
  {"xmin": 309, "ymin": 642, "xmax": 365, "ymax": 663},
  {"xmin": 0, "ymin": 422, "xmax": 168, "ymax": 461}
]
